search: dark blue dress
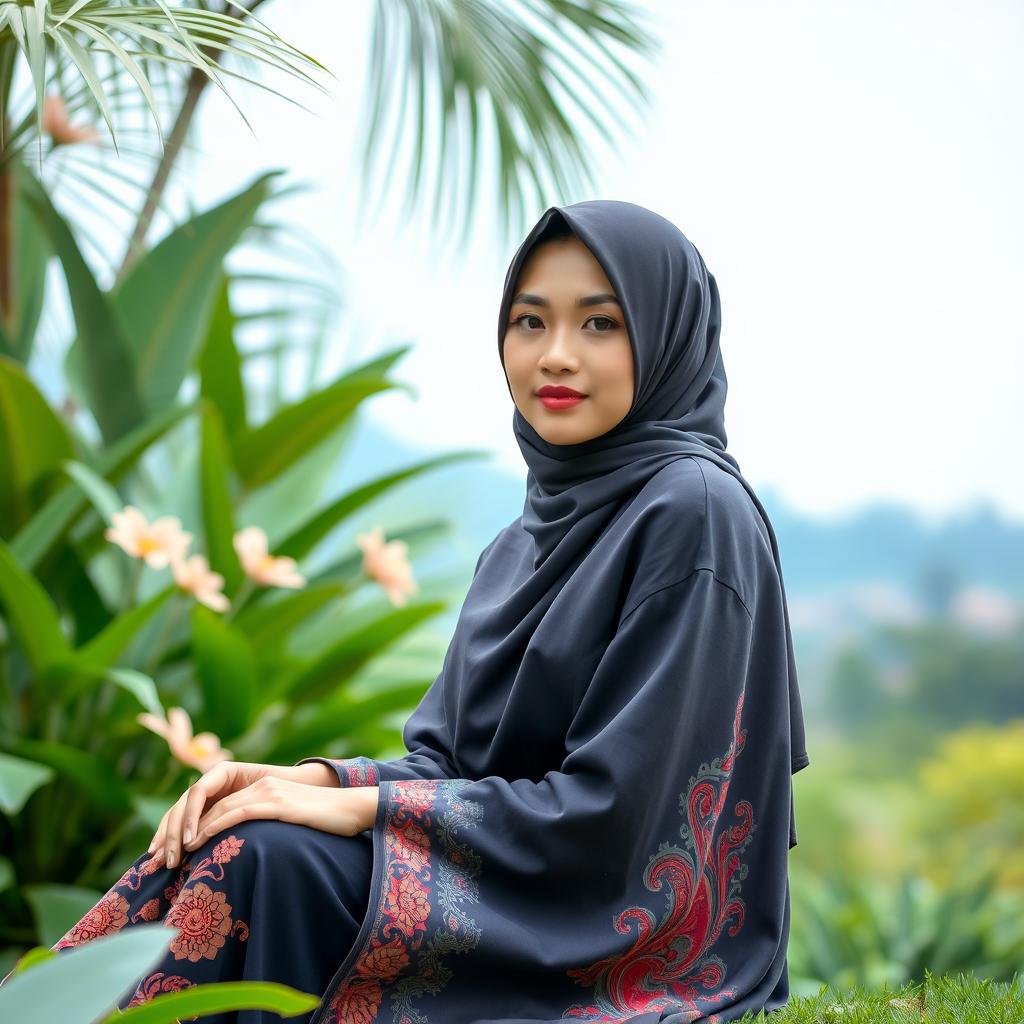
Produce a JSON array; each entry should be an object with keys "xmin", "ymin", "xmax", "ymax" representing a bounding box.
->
[{"xmin": 32, "ymin": 819, "xmax": 374, "ymax": 1022}]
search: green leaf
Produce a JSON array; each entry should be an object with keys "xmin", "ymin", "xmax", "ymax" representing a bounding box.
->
[
  {"xmin": 233, "ymin": 582, "xmax": 348, "ymax": 651},
  {"xmin": 10, "ymin": 402, "xmax": 193, "ymax": 571},
  {"xmin": 6, "ymin": 739, "xmax": 132, "ymax": 816},
  {"xmin": 198, "ymin": 275, "xmax": 247, "ymax": 440},
  {"xmin": 0, "ymin": 855, "xmax": 15, "ymax": 895},
  {"xmin": 0, "ymin": 536, "xmax": 71, "ymax": 671},
  {"xmin": 0, "ymin": 926, "xmax": 177, "ymax": 1024},
  {"xmin": 266, "ymin": 680, "xmax": 431, "ymax": 763},
  {"xmin": 276, "ymin": 449, "xmax": 491, "ymax": 560},
  {"xmin": 274, "ymin": 599, "xmax": 447, "ymax": 706},
  {"xmin": 100, "ymin": 667, "xmax": 164, "ymax": 720},
  {"xmin": 22, "ymin": 884, "xmax": 107, "ymax": 949},
  {"xmin": 6, "ymin": 159, "xmax": 51, "ymax": 365},
  {"xmin": 18, "ymin": 172, "xmax": 146, "ymax": 444},
  {"xmin": 108, "ymin": 979, "xmax": 319, "ymax": 1023},
  {"xmin": 131, "ymin": 792, "xmax": 175, "ymax": 832},
  {"xmin": 233, "ymin": 344, "xmax": 414, "ymax": 490},
  {"xmin": 76, "ymin": 585, "xmax": 176, "ymax": 670},
  {"xmin": 192, "ymin": 604, "xmax": 258, "ymax": 741},
  {"xmin": 58, "ymin": 459, "xmax": 124, "ymax": 526},
  {"xmin": 110, "ymin": 172, "xmax": 279, "ymax": 417},
  {"xmin": 0, "ymin": 356, "xmax": 75, "ymax": 537},
  {"xmin": 199, "ymin": 399, "xmax": 244, "ymax": 592},
  {"xmin": 0, "ymin": 751, "xmax": 56, "ymax": 816}
]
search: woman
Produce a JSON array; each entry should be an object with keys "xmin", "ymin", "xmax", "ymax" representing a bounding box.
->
[{"xmin": 15, "ymin": 200, "xmax": 810, "ymax": 1023}]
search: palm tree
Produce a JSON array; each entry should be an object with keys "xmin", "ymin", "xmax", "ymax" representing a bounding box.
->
[{"xmin": 0, "ymin": 0, "xmax": 660, "ymax": 309}]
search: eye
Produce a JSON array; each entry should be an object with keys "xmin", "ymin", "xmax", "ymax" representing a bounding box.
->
[
  {"xmin": 509, "ymin": 313, "xmax": 544, "ymax": 331},
  {"xmin": 586, "ymin": 314, "xmax": 619, "ymax": 332}
]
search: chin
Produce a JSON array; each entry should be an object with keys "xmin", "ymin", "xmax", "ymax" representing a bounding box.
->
[{"xmin": 534, "ymin": 422, "xmax": 597, "ymax": 445}]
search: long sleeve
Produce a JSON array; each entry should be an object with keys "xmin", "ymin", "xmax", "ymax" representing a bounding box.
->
[{"xmin": 313, "ymin": 567, "xmax": 801, "ymax": 1024}]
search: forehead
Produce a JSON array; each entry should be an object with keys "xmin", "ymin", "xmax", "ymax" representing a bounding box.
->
[{"xmin": 512, "ymin": 237, "xmax": 616, "ymax": 293}]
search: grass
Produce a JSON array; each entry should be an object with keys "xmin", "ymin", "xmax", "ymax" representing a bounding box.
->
[{"xmin": 737, "ymin": 971, "xmax": 1023, "ymax": 1023}]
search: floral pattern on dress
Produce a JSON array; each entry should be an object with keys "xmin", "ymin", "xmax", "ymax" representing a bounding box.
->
[
  {"xmin": 562, "ymin": 691, "xmax": 755, "ymax": 1024},
  {"xmin": 320, "ymin": 778, "xmax": 483, "ymax": 1024},
  {"xmin": 326, "ymin": 756, "xmax": 380, "ymax": 787},
  {"xmin": 45, "ymin": 834, "xmax": 251, "ymax": 1013}
]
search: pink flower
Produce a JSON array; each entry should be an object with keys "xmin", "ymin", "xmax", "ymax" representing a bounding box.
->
[
  {"xmin": 105, "ymin": 506, "xmax": 193, "ymax": 570},
  {"xmin": 172, "ymin": 554, "xmax": 230, "ymax": 613},
  {"xmin": 42, "ymin": 94, "xmax": 100, "ymax": 146},
  {"xmin": 232, "ymin": 526, "xmax": 305, "ymax": 589},
  {"xmin": 356, "ymin": 527, "xmax": 418, "ymax": 607},
  {"xmin": 137, "ymin": 706, "xmax": 233, "ymax": 772}
]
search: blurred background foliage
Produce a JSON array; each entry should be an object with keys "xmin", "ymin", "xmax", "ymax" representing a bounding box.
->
[{"xmin": 0, "ymin": 0, "xmax": 1021, "ymax": 1016}]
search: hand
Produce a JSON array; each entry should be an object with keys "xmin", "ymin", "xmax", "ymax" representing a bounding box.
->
[
  {"xmin": 180, "ymin": 779, "xmax": 379, "ymax": 854},
  {"xmin": 148, "ymin": 760, "xmax": 341, "ymax": 869}
]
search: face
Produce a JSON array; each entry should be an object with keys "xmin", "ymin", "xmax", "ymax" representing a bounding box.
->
[{"xmin": 502, "ymin": 235, "xmax": 634, "ymax": 445}]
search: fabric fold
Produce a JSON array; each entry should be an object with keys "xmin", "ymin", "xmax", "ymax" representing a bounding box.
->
[{"xmin": 304, "ymin": 567, "xmax": 801, "ymax": 1024}]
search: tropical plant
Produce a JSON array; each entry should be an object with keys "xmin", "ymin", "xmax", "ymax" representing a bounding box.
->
[
  {"xmin": 788, "ymin": 862, "xmax": 1024, "ymax": 995},
  {"xmin": 0, "ymin": 925, "xmax": 322, "ymax": 1022},
  {"xmin": 0, "ymin": 0, "xmax": 663, "ymax": 993}
]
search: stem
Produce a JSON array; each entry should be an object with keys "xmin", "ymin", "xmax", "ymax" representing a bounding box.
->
[
  {"xmin": 114, "ymin": 0, "xmax": 269, "ymax": 284},
  {"xmin": 124, "ymin": 557, "xmax": 144, "ymax": 613},
  {"xmin": 0, "ymin": 53, "xmax": 13, "ymax": 330},
  {"xmin": 72, "ymin": 812, "xmax": 140, "ymax": 888},
  {"xmin": 224, "ymin": 577, "xmax": 256, "ymax": 621}
]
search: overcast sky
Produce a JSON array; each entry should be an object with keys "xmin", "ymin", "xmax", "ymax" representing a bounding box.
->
[{"xmin": 188, "ymin": 0, "xmax": 1023, "ymax": 524}]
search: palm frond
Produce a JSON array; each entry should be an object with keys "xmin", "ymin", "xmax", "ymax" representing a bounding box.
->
[
  {"xmin": 0, "ymin": 0, "xmax": 334, "ymax": 166},
  {"xmin": 353, "ymin": 0, "xmax": 661, "ymax": 252}
]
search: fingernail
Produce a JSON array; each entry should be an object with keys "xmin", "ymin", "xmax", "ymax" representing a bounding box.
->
[
  {"xmin": 154, "ymin": 847, "xmax": 164, "ymax": 862},
  {"xmin": 183, "ymin": 828, "xmax": 193, "ymax": 845},
  {"xmin": 167, "ymin": 850, "xmax": 176, "ymax": 868}
]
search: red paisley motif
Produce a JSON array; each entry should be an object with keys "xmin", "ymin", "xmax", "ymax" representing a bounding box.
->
[{"xmin": 563, "ymin": 692, "xmax": 754, "ymax": 1023}]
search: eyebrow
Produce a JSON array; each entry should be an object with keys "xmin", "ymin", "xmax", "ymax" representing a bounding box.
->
[{"xmin": 511, "ymin": 291, "xmax": 621, "ymax": 309}]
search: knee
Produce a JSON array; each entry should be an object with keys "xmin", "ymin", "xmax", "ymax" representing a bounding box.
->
[{"xmin": 187, "ymin": 818, "xmax": 303, "ymax": 864}]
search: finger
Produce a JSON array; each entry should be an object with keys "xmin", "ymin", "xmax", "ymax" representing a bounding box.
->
[
  {"xmin": 149, "ymin": 797, "xmax": 186, "ymax": 865},
  {"xmin": 185, "ymin": 802, "xmax": 278, "ymax": 849},
  {"xmin": 187, "ymin": 778, "xmax": 284, "ymax": 850},
  {"xmin": 162, "ymin": 791, "xmax": 191, "ymax": 869},
  {"xmin": 148, "ymin": 807, "xmax": 172, "ymax": 855},
  {"xmin": 180, "ymin": 763, "xmax": 230, "ymax": 852}
]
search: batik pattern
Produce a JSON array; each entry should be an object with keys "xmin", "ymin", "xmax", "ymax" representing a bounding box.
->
[
  {"xmin": 49, "ymin": 835, "xmax": 250, "ymax": 1008},
  {"xmin": 562, "ymin": 692, "xmax": 754, "ymax": 1023},
  {"xmin": 322, "ymin": 778, "xmax": 483, "ymax": 1024},
  {"xmin": 326, "ymin": 756, "xmax": 380, "ymax": 787}
]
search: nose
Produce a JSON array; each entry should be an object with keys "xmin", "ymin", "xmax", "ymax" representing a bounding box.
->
[{"xmin": 536, "ymin": 326, "xmax": 580, "ymax": 372}]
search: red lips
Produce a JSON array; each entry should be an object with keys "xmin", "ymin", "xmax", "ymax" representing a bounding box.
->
[{"xmin": 536, "ymin": 385, "xmax": 587, "ymax": 398}]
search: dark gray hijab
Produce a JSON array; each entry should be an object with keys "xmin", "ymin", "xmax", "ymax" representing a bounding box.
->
[{"xmin": 497, "ymin": 200, "xmax": 743, "ymax": 567}]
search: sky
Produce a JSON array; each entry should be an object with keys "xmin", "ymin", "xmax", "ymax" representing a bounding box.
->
[{"xmin": 182, "ymin": 0, "xmax": 1023, "ymax": 524}]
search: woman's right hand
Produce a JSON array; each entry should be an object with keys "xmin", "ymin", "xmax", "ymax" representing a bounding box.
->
[{"xmin": 148, "ymin": 760, "xmax": 337, "ymax": 869}]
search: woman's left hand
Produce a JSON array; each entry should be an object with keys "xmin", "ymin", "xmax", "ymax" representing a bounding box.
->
[{"xmin": 179, "ymin": 776, "xmax": 379, "ymax": 854}]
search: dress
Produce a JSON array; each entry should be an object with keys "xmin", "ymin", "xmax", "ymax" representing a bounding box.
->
[{"xmin": 1, "ymin": 819, "xmax": 374, "ymax": 1023}]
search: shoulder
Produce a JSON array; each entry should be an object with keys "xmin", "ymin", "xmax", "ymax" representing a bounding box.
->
[{"xmin": 622, "ymin": 456, "xmax": 775, "ymax": 618}]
